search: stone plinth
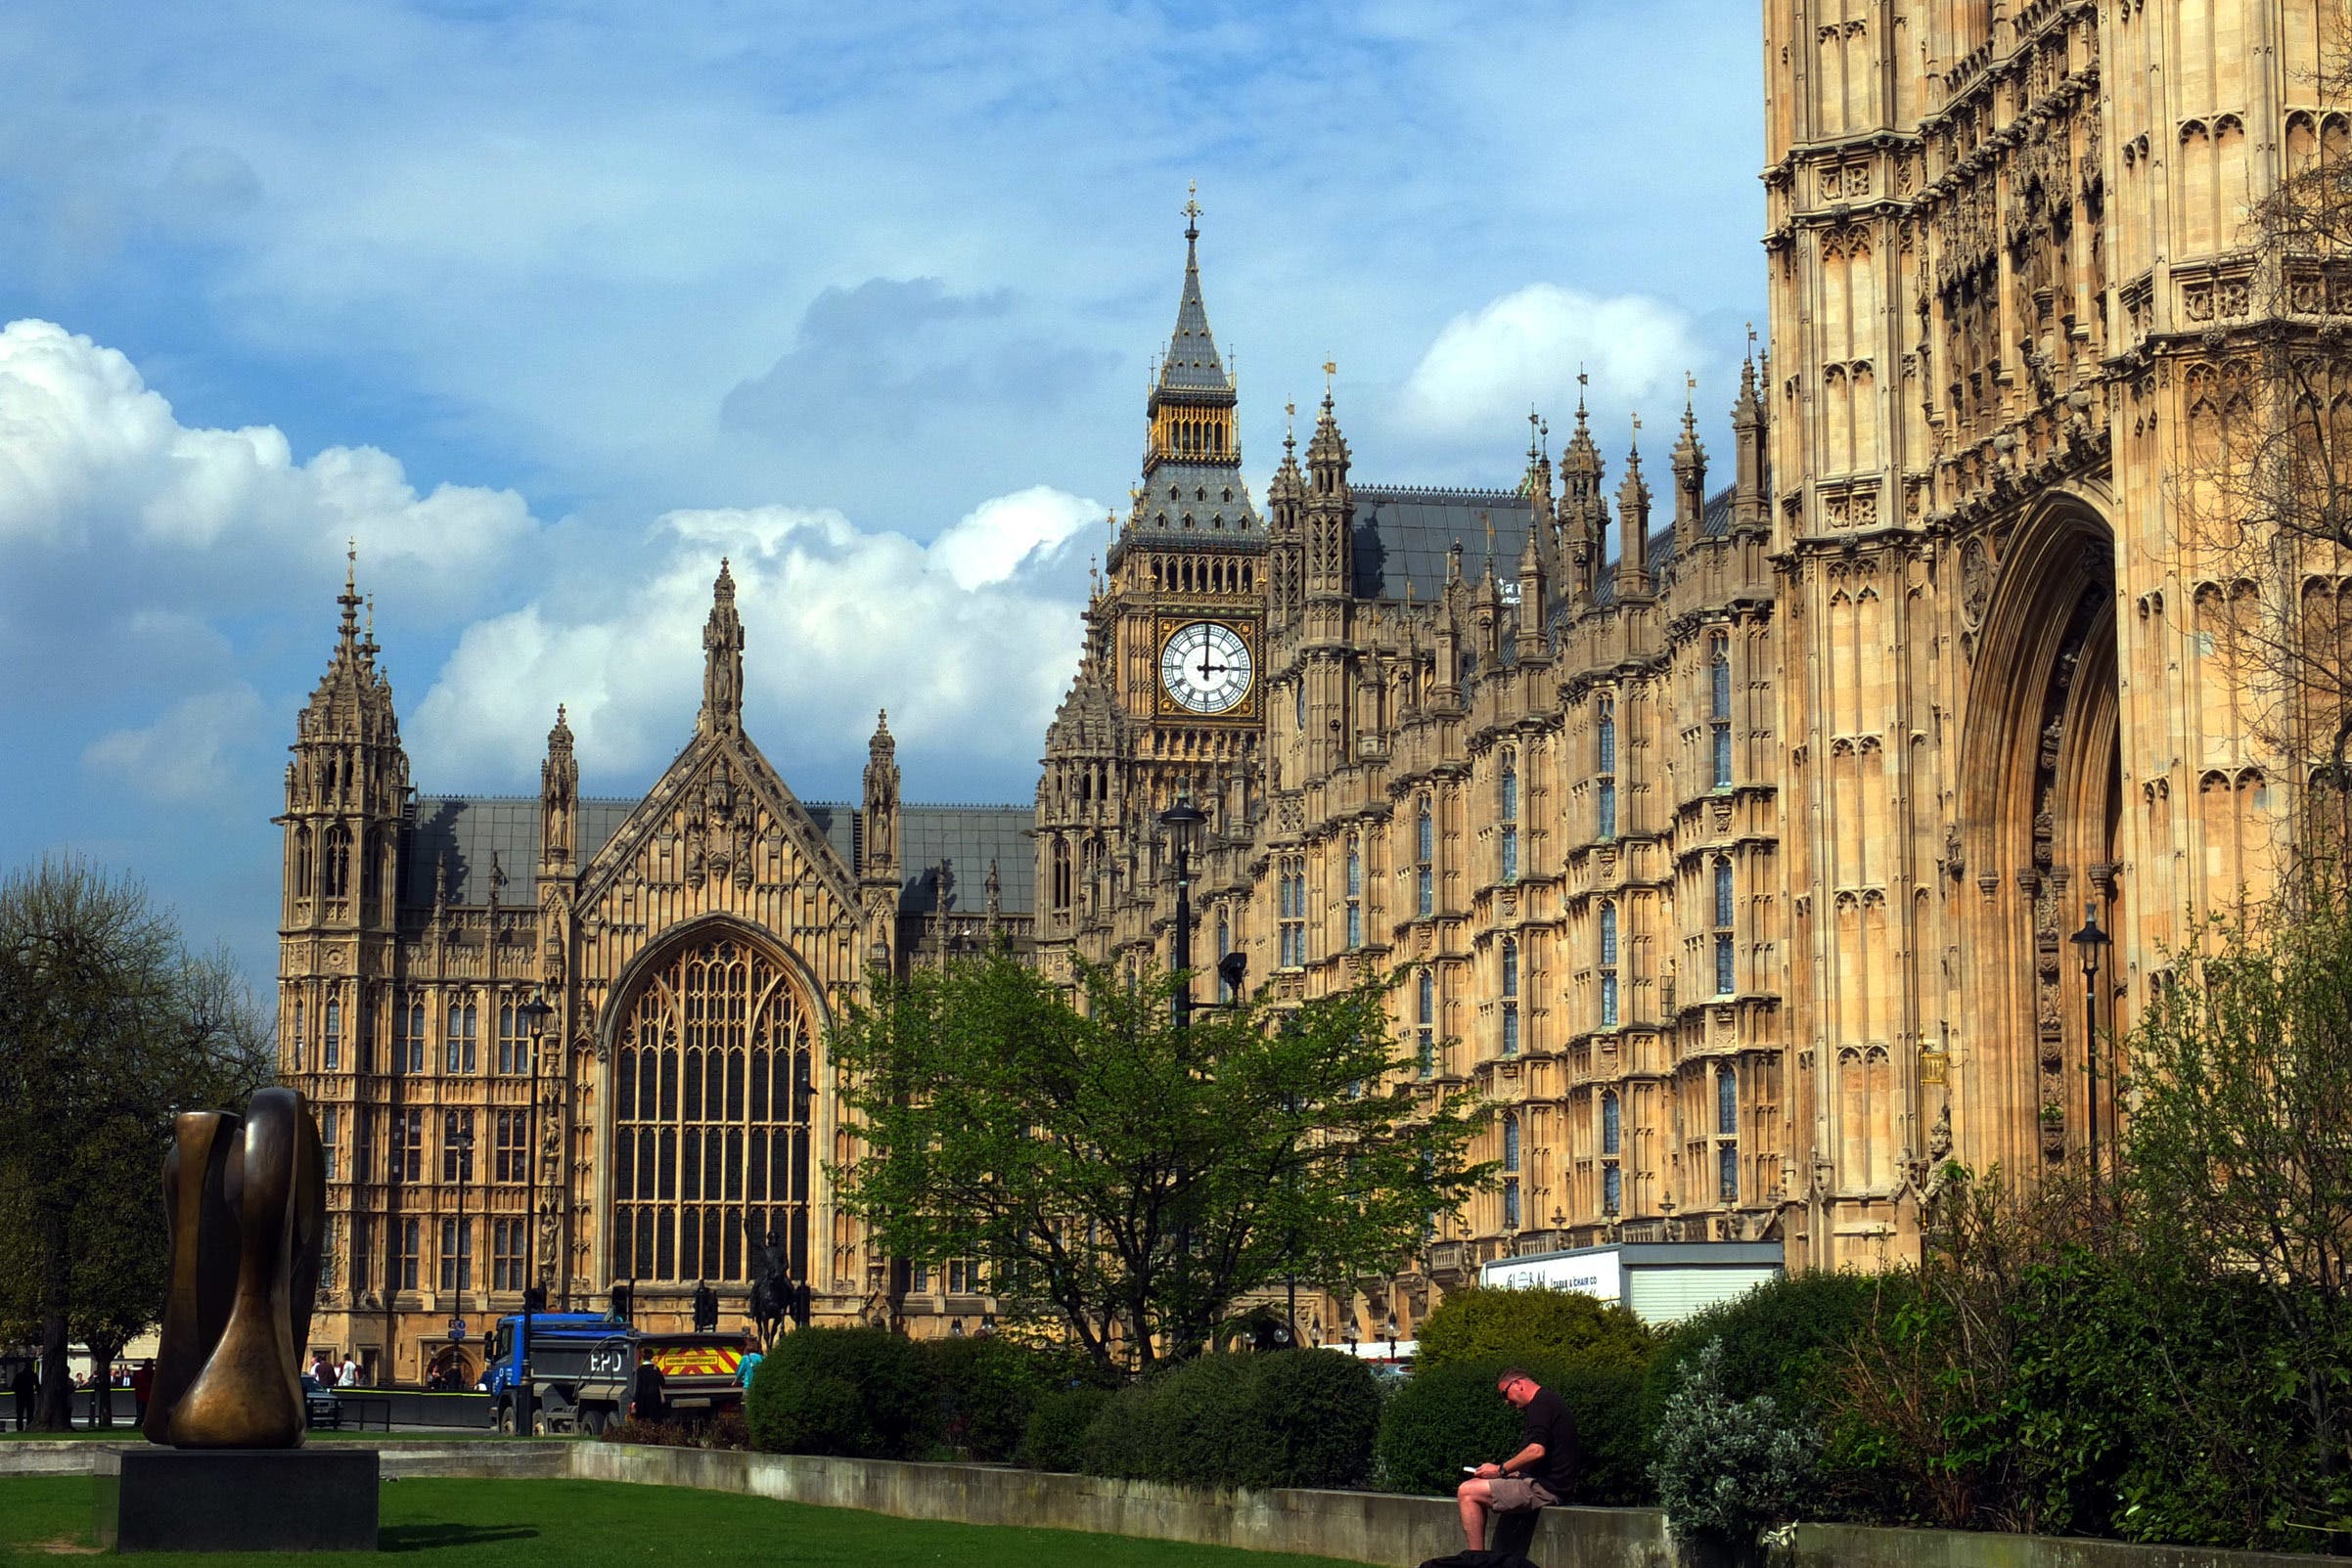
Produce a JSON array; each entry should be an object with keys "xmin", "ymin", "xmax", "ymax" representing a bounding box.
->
[{"xmin": 94, "ymin": 1447, "xmax": 379, "ymax": 1553}]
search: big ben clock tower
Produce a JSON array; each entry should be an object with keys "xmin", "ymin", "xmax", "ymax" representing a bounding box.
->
[{"xmin": 1103, "ymin": 191, "xmax": 1265, "ymax": 856}]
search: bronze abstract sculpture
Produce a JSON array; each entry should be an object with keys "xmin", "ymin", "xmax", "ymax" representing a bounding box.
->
[{"xmin": 144, "ymin": 1089, "xmax": 325, "ymax": 1449}]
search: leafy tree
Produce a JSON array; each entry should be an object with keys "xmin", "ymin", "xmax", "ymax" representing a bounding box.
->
[
  {"xmin": 1413, "ymin": 1283, "xmax": 1653, "ymax": 1370},
  {"xmin": 0, "ymin": 859, "xmax": 272, "ymax": 1429},
  {"xmin": 828, "ymin": 948, "xmax": 1490, "ymax": 1373},
  {"xmin": 2123, "ymin": 892, "xmax": 2352, "ymax": 1534},
  {"xmin": 1651, "ymin": 1340, "xmax": 1819, "ymax": 1543}
]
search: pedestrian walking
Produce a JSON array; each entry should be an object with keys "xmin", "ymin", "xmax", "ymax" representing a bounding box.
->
[
  {"xmin": 130, "ymin": 1360, "xmax": 155, "ymax": 1424},
  {"xmin": 339, "ymin": 1352, "xmax": 358, "ymax": 1388},
  {"xmin": 10, "ymin": 1364, "xmax": 33, "ymax": 1431}
]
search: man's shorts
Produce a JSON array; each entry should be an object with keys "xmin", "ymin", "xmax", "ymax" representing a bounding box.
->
[{"xmin": 1486, "ymin": 1478, "xmax": 1559, "ymax": 1512}]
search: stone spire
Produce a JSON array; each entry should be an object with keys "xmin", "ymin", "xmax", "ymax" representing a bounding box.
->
[
  {"xmin": 1559, "ymin": 381, "xmax": 1606, "ymax": 607},
  {"xmin": 862, "ymin": 709, "xmax": 900, "ymax": 882},
  {"xmin": 1159, "ymin": 183, "xmax": 1228, "ymax": 394},
  {"xmin": 541, "ymin": 704, "xmax": 578, "ymax": 874},
  {"xmin": 1671, "ymin": 378, "xmax": 1709, "ymax": 558},
  {"xmin": 1266, "ymin": 400, "xmax": 1305, "ymax": 626},
  {"xmin": 1125, "ymin": 186, "xmax": 1257, "ymax": 545},
  {"xmin": 700, "ymin": 559, "xmax": 746, "ymax": 735},
  {"xmin": 1617, "ymin": 426, "xmax": 1652, "ymax": 601},
  {"xmin": 1303, "ymin": 382, "xmax": 1353, "ymax": 600},
  {"xmin": 1731, "ymin": 335, "xmax": 1769, "ymax": 531},
  {"xmin": 1515, "ymin": 524, "xmax": 1548, "ymax": 663}
]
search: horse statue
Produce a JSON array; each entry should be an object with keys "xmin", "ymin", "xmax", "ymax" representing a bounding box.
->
[{"xmin": 747, "ymin": 1230, "xmax": 792, "ymax": 1350}]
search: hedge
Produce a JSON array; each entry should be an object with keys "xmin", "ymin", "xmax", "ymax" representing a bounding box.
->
[
  {"xmin": 1374, "ymin": 1354, "xmax": 1650, "ymax": 1504},
  {"xmin": 927, "ymin": 1334, "xmax": 1105, "ymax": 1462},
  {"xmin": 1081, "ymin": 1349, "xmax": 1380, "ymax": 1491},
  {"xmin": 744, "ymin": 1325, "xmax": 942, "ymax": 1458}
]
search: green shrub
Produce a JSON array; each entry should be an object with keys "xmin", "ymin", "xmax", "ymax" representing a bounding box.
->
[
  {"xmin": 1079, "ymin": 1350, "xmax": 1380, "ymax": 1490},
  {"xmin": 1414, "ymin": 1285, "xmax": 1654, "ymax": 1370},
  {"xmin": 1652, "ymin": 1340, "xmax": 1818, "ymax": 1541},
  {"xmin": 1018, "ymin": 1385, "xmax": 1111, "ymax": 1472},
  {"xmin": 1373, "ymin": 1354, "xmax": 1651, "ymax": 1504},
  {"xmin": 744, "ymin": 1326, "xmax": 941, "ymax": 1458},
  {"xmin": 927, "ymin": 1335, "xmax": 1094, "ymax": 1462},
  {"xmin": 1639, "ymin": 1270, "xmax": 1879, "ymax": 1442}
]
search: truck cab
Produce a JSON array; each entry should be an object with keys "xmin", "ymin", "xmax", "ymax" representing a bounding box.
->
[{"xmin": 479, "ymin": 1313, "xmax": 634, "ymax": 1435}]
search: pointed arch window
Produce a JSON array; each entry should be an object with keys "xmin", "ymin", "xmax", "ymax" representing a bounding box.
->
[
  {"xmin": 323, "ymin": 825, "xmax": 352, "ymax": 898},
  {"xmin": 1709, "ymin": 631, "xmax": 1734, "ymax": 788},
  {"xmin": 1344, "ymin": 835, "xmax": 1363, "ymax": 950},
  {"xmin": 1601, "ymin": 1090, "xmax": 1622, "ymax": 1154},
  {"xmin": 1278, "ymin": 857, "xmax": 1306, "ymax": 967},
  {"xmin": 1717, "ymin": 1064, "xmax": 1740, "ymax": 1201},
  {"xmin": 1503, "ymin": 1112, "xmax": 1520, "ymax": 1173},
  {"xmin": 396, "ymin": 997, "xmax": 425, "ymax": 1075},
  {"xmin": 293, "ymin": 827, "xmax": 314, "ymax": 898},
  {"xmin": 445, "ymin": 997, "xmax": 478, "ymax": 1075},
  {"xmin": 324, "ymin": 996, "xmax": 341, "ymax": 1073},
  {"xmin": 1215, "ymin": 908, "xmax": 1234, "ymax": 1002},
  {"xmin": 1416, "ymin": 968, "xmax": 1436, "ymax": 1079},
  {"xmin": 1500, "ymin": 937, "xmax": 1521, "ymax": 1056},
  {"xmin": 1599, "ymin": 903, "xmax": 1620, "ymax": 1028},
  {"xmin": 1416, "ymin": 797, "xmax": 1435, "ymax": 917},
  {"xmin": 1714, "ymin": 857, "xmax": 1739, "ymax": 996},
  {"xmin": 1499, "ymin": 750, "xmax": 1520, "ymax": 883},
  {"xmin": 290, "ymin": 998, "xmax": 305, "ymax": 1073}
]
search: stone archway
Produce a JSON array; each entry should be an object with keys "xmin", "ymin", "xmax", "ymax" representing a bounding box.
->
[
  {"xmin": 605, "ymin": 926, "xmax": 818, "ymax": 1295},
  {"xmin": 1955, "ymin": 499, "xmax": 2122, "ymax": 1180}
]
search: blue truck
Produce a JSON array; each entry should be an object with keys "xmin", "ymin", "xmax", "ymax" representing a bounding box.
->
[{"xmin": 478, "ymin": 1314, "xmax": 749, "ymax": 1435}]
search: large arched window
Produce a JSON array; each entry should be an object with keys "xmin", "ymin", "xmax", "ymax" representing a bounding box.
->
[
  {"xmin": 1502, "ymin": 1112, "xmax": 1520, "ymax": 1173},
  {"xmin": 1713, "ymin": 858, "xmax": 1738, "ymax": 996},
  {"xmin": 611, "ymin": 933, "xmax": 816, "ymax": 1286},
  {"xmin": 1416, "ymin": 968, "xmax": 1436, "ymax": 1079},
  {"xmin": 323, "ymin": 825, "xmax": 352, "ymax": 898},
  {"xmin": 1416, "ymin": 798, "xmax": 1435, "ymax": 917},
  {"xmin": 1499, "ymin": 751, "xmax": 1519, "ymax": 883},
  {"xmin": 1601, "ymin": 1089, "xmax": 1621, "ymax": 1154}
]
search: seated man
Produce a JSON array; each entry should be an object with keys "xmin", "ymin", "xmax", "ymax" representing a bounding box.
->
[{"xmin": 1455, "ymin": 1367, "xmax": 1578, "ymax": 1554}]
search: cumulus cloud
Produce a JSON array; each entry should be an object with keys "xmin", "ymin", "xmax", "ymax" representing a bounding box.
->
[
  {"xmin": 0, "ymin": 318, "xmax": 533, "ymax": 571},
  {"xmin": 409, "ymin": 484, "xmax": 1103, "ymax": 791},
  {"xmin": 1394, "ymin": 285, "xmax": 1709, "ymax": 443},
  {"xmin": 83, "ymin": 683, "xmax": 267, "ymax": 804}
]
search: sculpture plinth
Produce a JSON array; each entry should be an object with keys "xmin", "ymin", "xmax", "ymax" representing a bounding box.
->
[{"xmin": 99, "ymin": 1089, "xmax": 379, "ymax": 1553}]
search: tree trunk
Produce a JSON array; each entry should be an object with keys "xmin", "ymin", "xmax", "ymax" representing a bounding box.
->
[
  {"xmin": 89, "ymin": 1337, "xmax": 117, "ymax": 1428},
  {"xmin": 37, "ymin": 1205, "xmax": 71, "ymax": 1431}
]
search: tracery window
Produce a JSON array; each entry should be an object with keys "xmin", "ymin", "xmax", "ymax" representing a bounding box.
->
[
  {"xmin": 1344, "ymin": 836, "xmax": 1363, "ymax": 950},
  {"xmin": 323, "ymin": 996, "xmax": 340, "ymax": 1073},
  {"xmin": 611, "ymin": 934, "xmax": 816, "ymax": 1286},
  {"xmin": 396, "ymin": 998, "xmax": 425, "ymax": 1075},
  {"xmin": 1596, "ymin": 695, "xmax": 1618, "ymax": 840},
  {"xmin": 498, "ymin": 1000, "xmax": 528, "ymax": 1075},
  {"xmin": 1278, "ymin": 858, "xmax": 1307, "ymax": 966},
  {"xmin": 445, "ymin": 997, "xmax": 477, "ymax": 1075},
  {"xmin": 1416, "ymin": 968, "xmax": 1436, "ymax": 1079},
  {"xmin": 324, "ymin": 825, "xmax": 351, "ymax": 898}
]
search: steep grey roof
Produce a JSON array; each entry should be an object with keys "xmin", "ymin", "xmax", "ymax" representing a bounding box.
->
[
  {"xmin": 403, "ymin": 796, "xmax": 641, "ymax": 908},
  {"xmin": 399, "ymin": 796, "xmax": 1034, "ymax": 917},
  {"xmin": 898, "ymin": 806, "xmax": 1035, "ymax": 917},
  {"xmin": 1351, "ymin": 485, "xmax": 1537, "ymax": 603},
  {"xmin": 1129, "ymin": 461, "xmax": 1261, "ymax": 539},
  {"xmin": 1157, "ymin": 229, "xmax": 1229, "ymax": 394}
]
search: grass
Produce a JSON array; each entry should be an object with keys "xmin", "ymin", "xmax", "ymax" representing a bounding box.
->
[{"xmin": 0, "ymin": 1476, "xmax": 1367, "ymax": 1566}]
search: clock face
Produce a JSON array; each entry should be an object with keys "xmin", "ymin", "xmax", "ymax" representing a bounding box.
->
[{"xmin": 1159, "ymin": 620, "xmax": 1253, "ymax": 715}]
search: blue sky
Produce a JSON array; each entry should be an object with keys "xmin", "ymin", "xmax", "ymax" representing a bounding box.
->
[{"xmin": 0, "ymin": 0, "xmax": 1765, "ymax": 990}]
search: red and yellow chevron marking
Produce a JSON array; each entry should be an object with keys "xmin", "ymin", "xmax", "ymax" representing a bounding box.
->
[{"xmin": 650, "ymin": 1345, "xmax": 741, "ymax": 1379}]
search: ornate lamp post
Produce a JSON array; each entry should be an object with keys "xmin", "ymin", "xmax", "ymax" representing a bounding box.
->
[
  {"xmin": 515, "ymin": 991, "xmax": 556, "ymax": 1435},
  {"xmin": 2069, "ymin": 905, "xmax": 2110, "ymax": 1189},
  {"xmin": 1158, "ymin": 800, "xmax": 1206, "ymax": 1030},
  {"xmin": 448, "ymin": 1118, "xmax": 475, "ymax": 1341}
]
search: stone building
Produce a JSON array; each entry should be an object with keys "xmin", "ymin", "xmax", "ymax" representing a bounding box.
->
[
  {"xmin": 1033, "ymin": 1, "xmax": 2345, "ymax": 1337},
  {"xmin": 275, "ymin": 563, "xmax": 1032, "ymax": 1383}
]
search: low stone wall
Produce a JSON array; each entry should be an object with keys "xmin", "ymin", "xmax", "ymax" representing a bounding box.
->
[
  {"xmin": 568, "ymin": 1443, "xmax": 1669, "ymax": 1568},
  {"xmin": 0, "ymin": 1439, "xmax": 571, "ymax": 1482},
  {"xmin": 1790, "ymin": 1523, "xmax": 2344, "ymax": 1568}
]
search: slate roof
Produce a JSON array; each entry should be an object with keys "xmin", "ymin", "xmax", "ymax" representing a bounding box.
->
[
  {"xmin": 1351, "ymin": 486, "xmax": 1538, "ymax": 603},
  {"xmin": 1129, "ymin": 460, "xmax": 1262, "ymax": 539},
  {"xmin": 1157, "ymin": 228, "xmax": 1229, "ymax": 394},
  {"xmin": 400, "ymin": 795, "xmax": 1035, "ymax": 916}
]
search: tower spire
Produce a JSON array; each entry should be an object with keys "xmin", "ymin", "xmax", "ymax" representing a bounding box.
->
[{"xmin": 700, "ymin": 558, "xmax": 746, "ymax": 735}]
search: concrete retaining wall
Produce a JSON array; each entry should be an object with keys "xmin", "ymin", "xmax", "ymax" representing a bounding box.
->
[
  {"xmin": 568, "ymin": 1443, "xmax": 1669, "ymax": 1568},
  {"xmin": 0, "ymin": 1440, "xmax": 571, "ymax": 1482}
]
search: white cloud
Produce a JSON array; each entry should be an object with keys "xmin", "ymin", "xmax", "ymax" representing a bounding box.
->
[
  {"xmin": 409, "ymin": 485, "xmax": 1102, "ymax": 791},
  {"xmin": 1393, "ymin": 285, "xmax": 1708, "ymax": 444},
  {"xmin": 83, "ymin": 683, "xmax": 267, "ymax": 804},
  {"xmin": 0, "ymin": 318, "xmax": 534, "ymax": 572}
]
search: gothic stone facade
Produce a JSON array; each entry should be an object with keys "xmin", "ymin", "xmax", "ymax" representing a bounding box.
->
[
  {"xmin": 276, "ymin": 567, "xmax": 1032, "ymax": 1383},
  {"xmin": 1033, "ymin": 2, "xmax": 2342, "ymax": 1338}
]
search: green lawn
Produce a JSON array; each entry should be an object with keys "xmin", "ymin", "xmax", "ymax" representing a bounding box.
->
[{"xmin": 0, "ymin": 1476, "xmax": 1367, "ymax": 1566}]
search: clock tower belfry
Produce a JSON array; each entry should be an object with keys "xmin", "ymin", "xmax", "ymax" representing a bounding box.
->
[{"xmin": 1094, "ymin": 191, "xmax": 1265, "ymax": 853}]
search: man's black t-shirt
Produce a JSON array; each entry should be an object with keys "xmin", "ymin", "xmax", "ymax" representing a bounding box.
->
[{"xmin": 1515, "ymin": 1386, "xmax": 1578, "ymax": 1496}]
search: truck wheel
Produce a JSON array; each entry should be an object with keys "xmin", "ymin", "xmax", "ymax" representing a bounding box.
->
[
  {"xmin": 495, "ymin": 1401, "xmax": 516, "ymax": 1436},
  {"xmin": 579, "ymin": 1407, "xmax": 608, "ymax": 1436}
]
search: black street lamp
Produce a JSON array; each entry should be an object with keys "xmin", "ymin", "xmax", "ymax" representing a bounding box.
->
[
  {"xmin": 515, "ymin": 991, "xmax": 557, "ymax": 1436},
  {"xmin": 1158, "ymin": 800, "xmax": 1206, "ymax": 1031},
  {"xmin": 2069, "ymin": 905, "xmax": 2110, "ymax": 1188},
  {"xmin": 448, "ymin": 1117, "xmax": 475, "ymax": 1322}
]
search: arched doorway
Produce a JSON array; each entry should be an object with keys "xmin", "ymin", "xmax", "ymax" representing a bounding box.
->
[
  {"xmin": 1957, "ymin": 500, "xmax": 2122, "ymax": 1179},
  {"xmin": 608, "ymin": 930, "xmax": 816, "ymax": 1293}
]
